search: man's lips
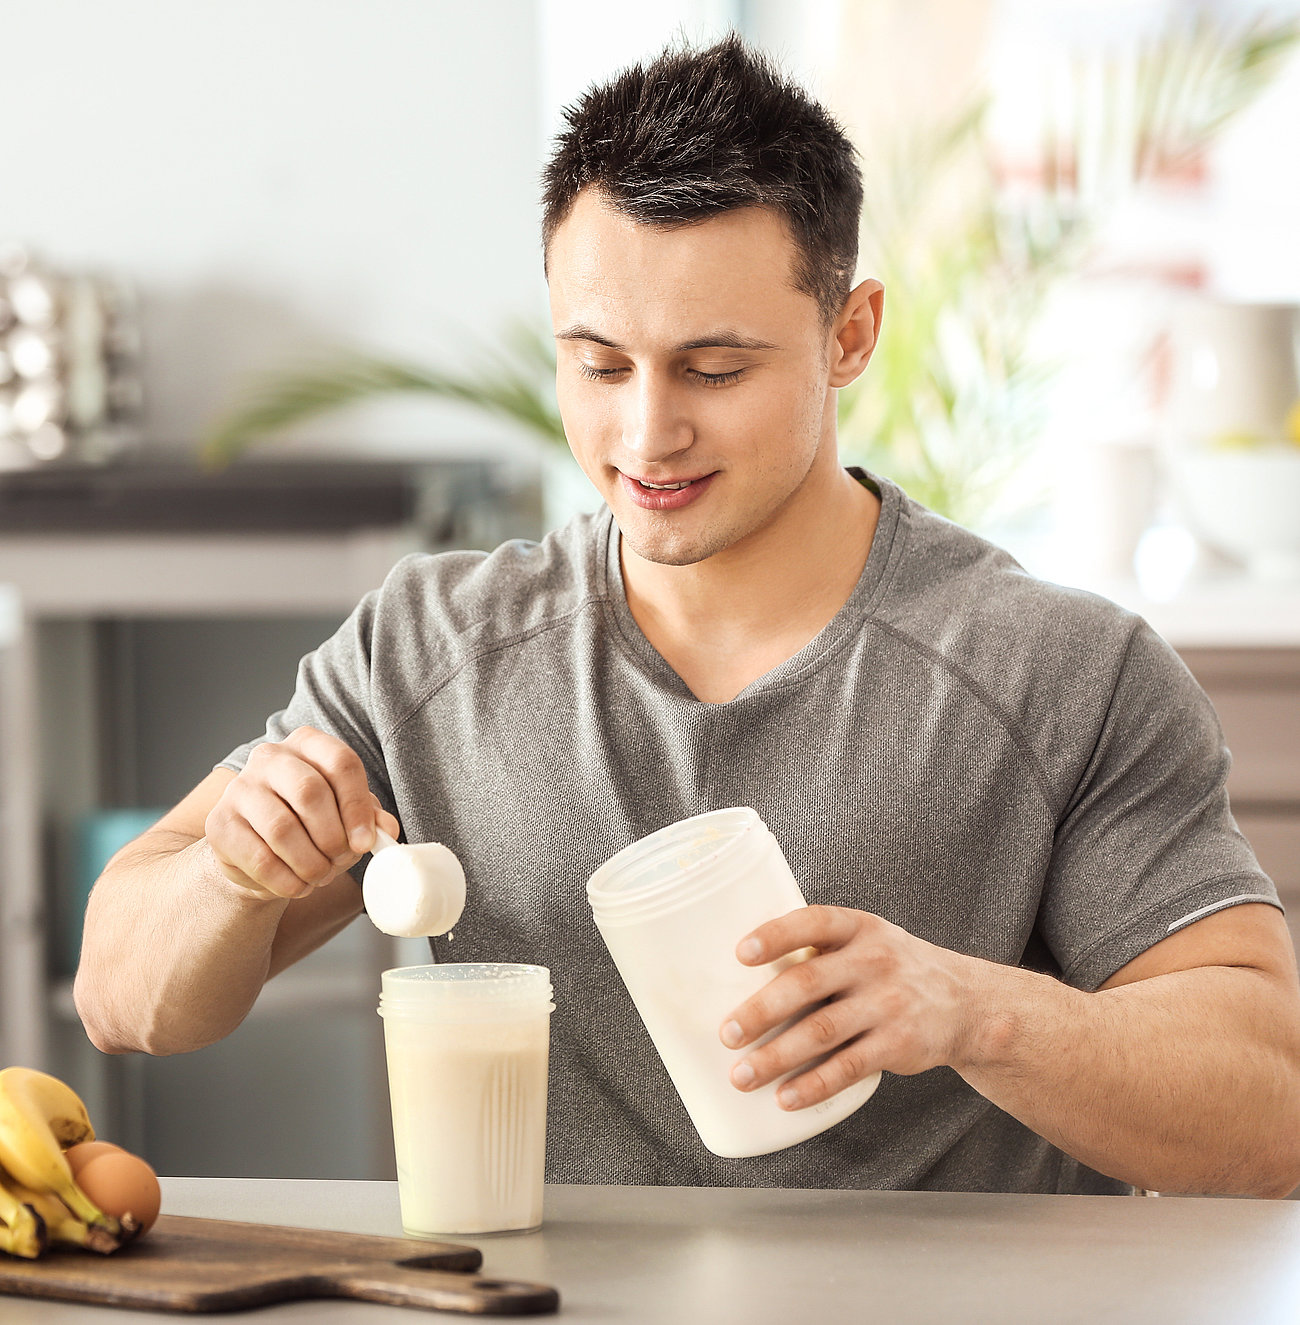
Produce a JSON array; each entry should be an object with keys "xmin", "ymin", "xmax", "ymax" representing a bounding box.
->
[{"xmin": 618, "ymin": 470, "xmax": 717, "ymax": 511}]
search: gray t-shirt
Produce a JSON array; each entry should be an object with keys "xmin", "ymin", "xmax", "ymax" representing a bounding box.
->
[{"xmin": 222, "ymin": 472, "xmax": 1279, "ymax": 1194}]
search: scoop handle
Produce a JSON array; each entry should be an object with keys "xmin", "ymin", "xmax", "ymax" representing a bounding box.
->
[{"xmin": 372, "ymin": 827, "xmax": 399, "ymax": 854}]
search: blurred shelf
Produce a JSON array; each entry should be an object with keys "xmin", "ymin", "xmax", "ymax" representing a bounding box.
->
[
  {"xmin": 1005, "ymin": 524, "xmax": 1300, "ymax": 650},
  {"xmin": 0, "ymin": 527, "xmax": 423, "ymax": 617},
  {"xmin": 0, "ymin": 457, "xmax": 541, "ymax": 617},
  {"xmin": 0, "ymin": 460, "xmax": 424, "ymax": 534},
  {"xmin": 1079, "ymin": 574, "xmax": 1300, "ymax": 650}
]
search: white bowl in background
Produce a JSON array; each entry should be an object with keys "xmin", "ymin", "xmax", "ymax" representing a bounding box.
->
[{"xmin": 1171, "ymin": 447, "xmax": 1300, "ymax": 582}]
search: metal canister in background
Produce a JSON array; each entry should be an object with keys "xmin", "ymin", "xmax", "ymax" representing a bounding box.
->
[{"xmin": 0, "ymin": 241, "xmax": 142, "ymax": 469}]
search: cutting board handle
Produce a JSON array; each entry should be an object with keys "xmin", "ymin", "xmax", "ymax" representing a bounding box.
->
[{"xmin": 331, "ymin": 1264, "xmax": 560, "ymax": 1315}]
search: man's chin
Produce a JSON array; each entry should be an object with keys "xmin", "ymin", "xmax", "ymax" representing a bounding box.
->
[{"xmin": 615, "ymin": 518, "xmax": 722, "ymax": 569}]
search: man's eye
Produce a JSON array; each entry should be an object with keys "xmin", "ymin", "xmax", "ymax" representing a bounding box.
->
[
  {"xmin": 576, "ymin": 362, "xmax": 625, "ymax": 382},
  {"xmin": 690, "ymin": 368, "xmax": 745, "ymax": 387}
]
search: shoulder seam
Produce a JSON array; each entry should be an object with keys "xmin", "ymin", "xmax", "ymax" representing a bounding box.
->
[
  {"xmin": 865, "ymin": 616, "xmax": 1059, "ymax": 814},
  {"xmin": 381, "ymin": 592, "xmax": 609, "ymax": 740}
]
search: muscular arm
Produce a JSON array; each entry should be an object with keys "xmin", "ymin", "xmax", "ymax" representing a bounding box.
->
[
  {"xmin": 723, "ymin": 903, "xmax": 1300, "ymax": 1197},
  {"xmin": 959, "ymin": 905, "xmax": 1300, "ymax": 1196},
  {"xmin": 74, "ymin": 729, "xmax": 395, "ymax": 1056}
]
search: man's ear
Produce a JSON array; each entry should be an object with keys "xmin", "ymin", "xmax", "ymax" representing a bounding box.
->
[{"xmin": 827, "ymin": 279, "xmax": 885, "ymax": 388}]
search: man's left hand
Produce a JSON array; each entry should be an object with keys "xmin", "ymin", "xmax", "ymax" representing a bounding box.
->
[{"xmin": 719, "ymin": 906, "xmax": 981, "ymax": 1109}]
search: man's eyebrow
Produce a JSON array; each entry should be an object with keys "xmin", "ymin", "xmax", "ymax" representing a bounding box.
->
[
  {"xmin": 554, "ymin": 325, "xmax": 779, "ymax": 353},
  {"xmin": 555, "ymin": 325, "xmax": 623, "ymax": 349},
  {"xmin": 675, "ymin": 331, "xmax": 780, "ymax": 352}
]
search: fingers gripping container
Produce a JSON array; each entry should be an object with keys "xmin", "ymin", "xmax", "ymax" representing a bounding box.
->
[
  {"xmin": 378, "ymin": 964, "xmax": 554, "ymax": 1237},
  {"xmin": 587, "ymin": 807, "xmax": 880, "ymax": 1158}
]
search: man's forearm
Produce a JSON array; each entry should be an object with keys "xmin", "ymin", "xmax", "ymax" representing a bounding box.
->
[
  {"xmin": 956, "ymin": 960, "xmax": 1300, "ymax": 1197},
  {"xmin": 74, "ymin": 832, "xmax": 289, "ymax": 1056}
]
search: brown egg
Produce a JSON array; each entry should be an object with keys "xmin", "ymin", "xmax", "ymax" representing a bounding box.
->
[
  {"xmin": 70, "ymin": 1148, "xmax": 162, "ymax": 1233},
  {"xmin": 64, "ymin": 1140, "xmax": 127, "ymax": 1176}
]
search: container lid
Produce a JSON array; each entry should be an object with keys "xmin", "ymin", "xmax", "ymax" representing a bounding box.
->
[
  {"xmin": 378, "ymin": 963, "xmax": 554, "ymax": 1020},
  {"xmin": 587, "ymin": 807, "xmax": 762, "ymax": 923}
]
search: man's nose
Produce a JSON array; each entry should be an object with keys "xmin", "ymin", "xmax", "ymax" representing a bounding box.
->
[{"xmin": 622, "ymin": 374, "xmax": 691, "ymax": 462}]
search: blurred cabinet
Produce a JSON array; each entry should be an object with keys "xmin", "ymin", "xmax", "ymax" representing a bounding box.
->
[
  {"xmin": 39, "ymin": 614, "xmax": 396, "ymax": 1180},
  {"xmin": 0, "ymin": 459, "xmax": 539, "ymax": 1179}
]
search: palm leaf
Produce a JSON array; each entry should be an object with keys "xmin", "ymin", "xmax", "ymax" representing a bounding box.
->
[{"xmin": 201, "ymin": 324, "xmax": 565, "ymax": 468}]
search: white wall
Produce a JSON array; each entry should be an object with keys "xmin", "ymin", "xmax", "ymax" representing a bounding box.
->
[
  {"xmin": 539, "ymin": 0, "xmax": 742, "ymax": 144},
  {"xmin": 1209, "ymin": 28, "xmax": 1300, "ymax": 301},
  {"xmin": 1, "ymin": 0, "xmax": 546, "ymax": 459}
]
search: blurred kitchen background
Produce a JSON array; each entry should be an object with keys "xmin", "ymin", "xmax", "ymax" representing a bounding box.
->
[{"xmin": 2, "ymin": 0, "xmax": 1299, "ymax": 1180}]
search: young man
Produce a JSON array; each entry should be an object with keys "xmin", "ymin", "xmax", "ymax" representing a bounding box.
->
[{"xmin": 76, "ymin": 38, "xmax": 1300, "ymax": 1196}]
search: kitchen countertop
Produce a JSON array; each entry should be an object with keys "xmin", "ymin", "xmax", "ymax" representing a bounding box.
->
[
  {"xmin": 1006, "ymin": 539, "xmax": 1300, "ymax": 650},
  {"xmin": 4, "ymin": 1178, "xmax": 1300, "ymax": 1323},
  {"xmin": 0, "ymin": 458, "xmax": 536, "ymax": 617},
  {"xmin": 1066, "ymin": 572, "xmax": 1300, "ymax": 650}
]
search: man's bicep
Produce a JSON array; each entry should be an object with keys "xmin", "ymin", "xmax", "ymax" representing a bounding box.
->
[{"xmin": 1099, "ymin": 902, "xmax": 1299, "ymax": 990}]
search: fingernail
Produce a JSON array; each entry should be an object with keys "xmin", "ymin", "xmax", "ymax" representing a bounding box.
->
[
  {"xmin": 777, "ymin": 1085, "xmax": 799, "ymax": 1109},
  {"xmin": 721, "ymin": 1020, "xmax": 745, "ymax": 1049},
  {"xmin": 350, "ymin": 826, "xmax": 372, "ymax": 853},
  {"xmin": 737, "ymin": 937, "xmax": 761, "ymax": 962},
  {"xmin": 732, "ymin": 1061, "xmax": 756, "ymax": 1089}
]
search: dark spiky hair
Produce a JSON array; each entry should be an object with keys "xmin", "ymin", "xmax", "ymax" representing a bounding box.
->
[{"xmin": 541, "ymin": 35, "xmax": 863, "ymax": 324}]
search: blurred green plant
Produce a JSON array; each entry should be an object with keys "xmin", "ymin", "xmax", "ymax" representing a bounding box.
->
[
  {"xmin": 202, "ymin": 322, "xmax": 565, "ymax": 467},
  {"xmin": 202, "ymin": 12, "xmax": 1299, "ymax": 527},
  {"xmin": 838, "ymin": 9, "xmax": 1300, "ymax": 526}
]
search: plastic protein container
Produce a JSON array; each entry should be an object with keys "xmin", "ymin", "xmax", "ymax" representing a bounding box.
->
[
  {"xmin": 378, "ymin": 963, "xmax": 554, "ymax": 1237},
  {"xmin": 587, "ymin": 808, "xmax": 880, "ymax": 1158}
]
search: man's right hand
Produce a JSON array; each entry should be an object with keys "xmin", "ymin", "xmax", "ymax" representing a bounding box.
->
[{"xmin": 202, "ymin": 726, "xmax": 400, "ymax": 901}]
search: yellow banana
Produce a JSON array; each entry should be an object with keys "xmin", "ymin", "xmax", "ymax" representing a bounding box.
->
[
  {"xmin": 0, "ymin": 1067, "xmax": 119, "ymax": 1236},
  {"xmin": 0, "ymin": 1165, "xmax": 47, "ymax": 1259},
  {"xmin": 1, "ymin": 1168, "xmax": 119, "ymax": 1254}
]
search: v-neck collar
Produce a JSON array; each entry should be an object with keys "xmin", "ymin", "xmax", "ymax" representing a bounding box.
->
[{"xmin": 597, "ymin": 468, "xmax": 906, "ymax": 706}]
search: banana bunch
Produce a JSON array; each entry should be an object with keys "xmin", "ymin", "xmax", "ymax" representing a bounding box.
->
[
  {"xmin": 0, "ymin": 1165, "xmax": 45, "ymax": 1259},
  {"xmin": 0, "ymin": 1066, "xmax": 134, "ymax": 1258}
]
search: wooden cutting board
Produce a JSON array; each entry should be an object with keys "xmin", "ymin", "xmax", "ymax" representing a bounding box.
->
[{"xmin": 0, "ymin": 1213, "xmax": 559, "ymax": 1314}]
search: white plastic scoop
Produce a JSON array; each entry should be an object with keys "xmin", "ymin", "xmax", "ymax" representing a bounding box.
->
[{"xmin": 362, "ymin": 828, "xmax": 467, "ymax": 938}]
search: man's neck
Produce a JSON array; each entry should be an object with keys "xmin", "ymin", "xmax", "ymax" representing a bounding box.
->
[{"xmin": 620, "ymin": 464, "xmax": 880, "ymax": 704}]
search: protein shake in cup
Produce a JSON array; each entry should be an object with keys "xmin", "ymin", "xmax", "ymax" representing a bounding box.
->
[{"xmin": 378, "ymin": 963, "xmax": 554, "ymax": 1237}]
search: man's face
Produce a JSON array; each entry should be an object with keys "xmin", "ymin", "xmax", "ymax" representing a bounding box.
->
[{"xmin": 546, "ymin": 189, "xmax": 839, "ymax": 568}]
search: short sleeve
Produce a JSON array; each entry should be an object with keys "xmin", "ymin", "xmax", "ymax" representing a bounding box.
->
[{"xmin": 1039, "ymin": 619, "xmax": 1280, "ymax": 991}]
